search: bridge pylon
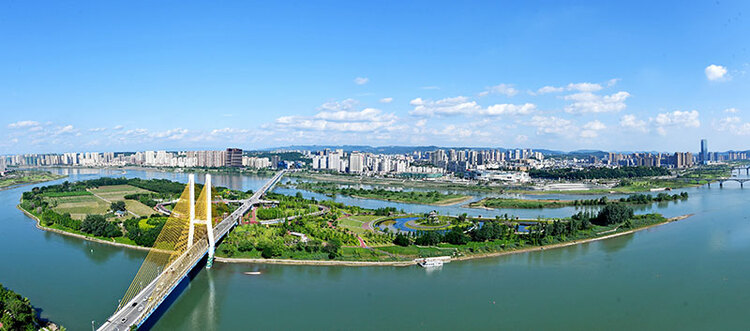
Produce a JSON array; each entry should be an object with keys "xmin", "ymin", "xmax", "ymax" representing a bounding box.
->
[{"xmin": 187, "ymin": 174, "xmax": 216, "ymax": 268}]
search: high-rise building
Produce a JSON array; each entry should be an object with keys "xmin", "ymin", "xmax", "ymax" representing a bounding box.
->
[
  {"xmin": 700, "ymin": 139, "xmax": 708, "ymax": 164},
  {"xmin": 349, "ymin": 152, "xmax": 364, "ymax": 173},
  {"xmin": 225, "ymin": 148, "xmax": 243, "ymax": 167}
]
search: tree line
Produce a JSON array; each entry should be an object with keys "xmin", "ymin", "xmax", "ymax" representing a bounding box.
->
[
  {"xmin": 394, "ymin": 203, "xmax": 641, "ymax": 248},
  {"xmin": 529, "ymin": 166, "xmax": 671, "ymax": 180}
]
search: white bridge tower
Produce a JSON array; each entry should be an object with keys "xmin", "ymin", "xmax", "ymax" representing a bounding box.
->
[{"xmin": 187, "ymin": 174, "xmax": 216, "ymax": 268}]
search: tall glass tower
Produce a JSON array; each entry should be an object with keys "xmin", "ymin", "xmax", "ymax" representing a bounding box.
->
[{"xmin": 700, "ymin": 139, "xmax": 708, "ymax": 164}]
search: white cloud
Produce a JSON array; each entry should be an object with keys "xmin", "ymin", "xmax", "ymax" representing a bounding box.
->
[
  {"xmin": 150, "ymin": 128, "xmax": 188, "ymax": 140},
  {"xmin": 415, "ymin": 119, "xmax": 427, "ymax": 127},
  {"xmin": 410, "ymin": 96, "xmax": 535, "ymax": 118},
  {"xmin": 580, "ymin": 120, "xmax": 607, "ymax": 138},
  {"xmin": 315, "ymin": 108, "xmax": 396, "ymax": 122},
  {"xmin": 55, "ymin": 125, "xmax": 75, "ymax": 135},
  {"xmin": 653, "ymin": 110, "xmax": 701, "ymax": 128},
  {"xmin": 620, "ymin": 114, "xmax": 648, "ymax": 132},
  {"xmin": 527, "ymin": 115, "xmax": 574, "ymax": 135},
  {"xmin": 210, "ymin": 127, "xmax": 250, "ymax": 135},
  {"xmin": 379, "ymin": 97, "xmax": 393, "ymax": 103},
  {"xmin": 583, "ymin": 120, "xmax": 607, "ymax": 131},
  {"xmin": 566, "ymin": 82, "xmax": 603, "ymax": 92},
  {"xmin": 354, "ymin": 77, "xmax": 369, "ymax": 85},
  {"xmin": 535, "ymin": 86, "xmax": 564, "ymax": 94},
  {"xmin": 319, "ymin": 98, "xmax": 358, "ymax": 111},
  {"xmin": 409, "ymin": 96, "xmax": 480, "ymax": 116},
  {"xmin": 564, "ymin": 91, "xmax": 630, "ymax": 114},
  {"xmin": 714, "ymin": 116, "xmax": 750, "ymax": 135},
  {"xmin": 481, "ymin": 103, "xmax": 536, "ymax": 116},
  {"xmin": 89, "ymin": 127, "xmax": 107, "ymax": 132},
  {"xmin": 276, "ymin": 101, "xmax": 398, "ymax": 133},
  {"xmin": 8, "ymin": 120, "xmax": 40, "ymax": 128},
  {"xmin": 479, "ymin": 84, "xmax": 519, "ymax": 97},
  {"xmin": 724, "ymin": 108, "xmax": 739, "ymax": 113},
  {"xmin": 532, "ymin": 80, "xmax": 614, "ymax": 95},
  {"xmin": 515, "ymin": 134, "xmax": 528, "ymax": 143},
  {"xmin": 705, "ymin": 64, "xmax": 728, "ymax": 81},
  {"xmin": 420, "ymin": 86, "xmax": 440, "ymax": 90},
  {"xmin": 113, "ymin": 125, "xmax": 124, "ymax": 130}
]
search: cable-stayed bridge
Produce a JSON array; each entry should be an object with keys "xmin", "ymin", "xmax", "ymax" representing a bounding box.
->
[{"xmin": 97, "ymin": 170, "xmax": 286, "ymax": 330}]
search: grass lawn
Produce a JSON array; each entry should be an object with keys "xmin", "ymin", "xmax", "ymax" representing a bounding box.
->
[
  {"xmin": 125, "ymin": 200, "xmax": 157, "ymax": 217},
  {"xmin": 339, "ymin": 215, "xmax": 381, "ymax": 234},
  {"xmin": 50, "ymin": 195, "xmax": 110, "ymax": 220}
]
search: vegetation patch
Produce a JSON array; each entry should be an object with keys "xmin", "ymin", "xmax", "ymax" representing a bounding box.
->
[{"xmin": 293, "ymin": 181, "xmax": 470, "ymax": 205}]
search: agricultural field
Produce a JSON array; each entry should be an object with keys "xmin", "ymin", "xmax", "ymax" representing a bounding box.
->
[
  {"xmin": 47, "ymin": 194, "xmax": 110, "ymax": 220},
  {"xmin": 46, "ymin": 184, "xmax": 156, "ymax": 219}
]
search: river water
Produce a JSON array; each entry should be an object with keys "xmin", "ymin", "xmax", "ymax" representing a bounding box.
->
[{"xmin": 1, "ymin": 168, "xmax": 749, "ymax": 330}]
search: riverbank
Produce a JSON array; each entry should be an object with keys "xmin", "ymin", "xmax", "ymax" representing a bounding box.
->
[
  {"xmin": 215, "ymin": 256, "xmax": 416, "ymax": 267},
  {"xmin": 17, "ymin": 205, "xmax": 154, "ymax": 252},
  {"xmin": 466, "ymin": 198, "xmax": 573, "ymax": 209},
  {"xmin": 0, "ymin": 171, "xmax": 67, "ymax": 191},
  {"xmin": 467, "ymin": 192, "xmax": 689, "ymax": 210}
]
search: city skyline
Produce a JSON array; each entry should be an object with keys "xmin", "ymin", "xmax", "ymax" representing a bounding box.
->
[{"xmin": 2, "ymin": 1, "xmax": 750, "ymax": 154}]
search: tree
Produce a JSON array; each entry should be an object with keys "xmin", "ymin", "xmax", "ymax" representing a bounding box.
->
[
  {"xmin": 81, "ymin": 214, "xmax": 122, "ymax": 237},
  {"xmin": 322, "ymin": 238, "xmax": 342, "ymax": 259},
  {"xmin": 594, "ymin": 203, "xmax": 634, "ymax": 226},
  {"xmin": 110, "ymin": 200, "xmax": 127, "ymax": 212},
  {"xmin": 415, "ymin": 231, "xmax": 442, "ymax": 246},
  {"xmin": 393, "ymin": 233, "xmax": 410, "ymax": 246},
  {"xmin": 444, "ymin": 228, "xmax": 469, "ymax": 245},
  {"xmin": 260, "ymin": 241, "xmax": 284, "ymax": 258}
]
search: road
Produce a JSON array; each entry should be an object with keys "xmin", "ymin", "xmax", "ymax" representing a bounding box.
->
[{"xmin": 97, "ymin": 170, "xmax": 286, "ymax": 330}]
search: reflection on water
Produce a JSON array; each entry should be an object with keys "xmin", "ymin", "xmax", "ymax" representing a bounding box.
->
[{"xmin": 598, "ymin": 233, "xmax": 635, "ymax": 254}]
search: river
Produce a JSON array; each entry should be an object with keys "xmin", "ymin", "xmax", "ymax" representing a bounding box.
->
[{"xmin": 1, "ymin": 168, "xmax": 749, "ymax": 330}]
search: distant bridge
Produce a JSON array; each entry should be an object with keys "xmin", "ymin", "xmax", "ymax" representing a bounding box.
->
[{"xmin": 97, "ymin": 170, "xmax": 286, "ymax": 330}]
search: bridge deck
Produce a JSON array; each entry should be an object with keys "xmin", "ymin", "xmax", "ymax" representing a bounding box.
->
[{"xmin": 97, "ymin": 170, "xmax": 286, "ymax": 330}]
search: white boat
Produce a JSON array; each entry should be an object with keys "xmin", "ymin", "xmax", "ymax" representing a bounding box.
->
[
  {"xmin": 417, "ymin": 259, "xmax": 444, "ymax": 268},
  {"xmin": 243, "ymin": 271, "xmax": 262, "ymax": 275}
]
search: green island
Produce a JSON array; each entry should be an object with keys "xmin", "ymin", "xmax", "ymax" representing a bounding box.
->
[
  {"xmin": 0, "ymin": 283, "xmax": 63, "ymax": 331},
  {"xmin": 19, "ymin": 177, "xmax": 687, "ymax": 264},
  {"xmin": 216, "ymin": 194, "xmax": 683, "ymax": 263},
  {"xmin": 18, "ymin": 177, "xmax": 250, "ymax": 248},
  {"xmin": 0, "ymin": 170, "xmax": 65, "ymax": 190},
  {"xmin": 290, "ymin": 181, "xmax": 471, "ymax": 205},
  {"xmin": 469, "ymin": 192, "xmax": 689, "ymax": 209}
]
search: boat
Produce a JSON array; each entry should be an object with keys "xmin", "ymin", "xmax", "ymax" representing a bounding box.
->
[
  {"xmin": 243, "ymin": 271, "xmax": 262, "ymax": 275},
  {"xmin": 417, "ymin": 258, "xmax": 444, "ymax": 268}
]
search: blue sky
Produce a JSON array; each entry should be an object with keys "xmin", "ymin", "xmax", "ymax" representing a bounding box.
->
[{"xmin": 2, "ymin": 1, "xmax": 749, "ymax": 153}]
